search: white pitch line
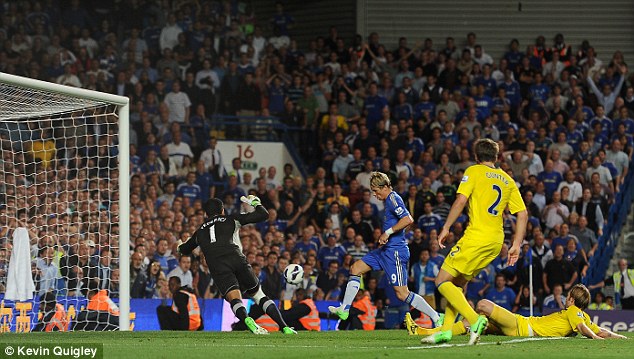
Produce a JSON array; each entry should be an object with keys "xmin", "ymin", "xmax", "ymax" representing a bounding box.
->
[
  {"xmin": 406, "ymin": 336, "xmax": 570, "ymax": 349},
  {"xmin": 141, "ymin": 336, "xmax": 569, "ymax": 351},
  {"xmin": 141, "ymin": 343, "xmax": 382, "ymax": 350}
]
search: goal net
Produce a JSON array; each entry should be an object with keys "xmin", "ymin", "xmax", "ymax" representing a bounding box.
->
[{"xmin": 0, "ymin": 73, "xmax": 130, "ymax": 332}]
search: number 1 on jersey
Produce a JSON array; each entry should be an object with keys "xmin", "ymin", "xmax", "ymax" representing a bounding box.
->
[
  {"xmin": 209, "ymin": 226, "xmax": 217, "ymax": 243},
  {"xmin": 488, "ymin": 184, "xmax": 502, "ymax": 215}
]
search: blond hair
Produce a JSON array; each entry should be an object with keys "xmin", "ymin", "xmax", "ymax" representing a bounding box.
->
[
  {"xmin": 569, "ymin": 284, "xmax": 591, "ymax": 310},
  {"xmin": 370, "ymin": 171, "xmax": 391, "ymax": 189}
]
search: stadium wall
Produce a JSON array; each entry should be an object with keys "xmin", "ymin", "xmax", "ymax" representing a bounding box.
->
[
  {"xmin": 216, "ymin": 140, "xmax": 303, "ymax": 183},
  {"xmin": 357, "ymin": 0, "xmax": 634, "ymax": 64}
]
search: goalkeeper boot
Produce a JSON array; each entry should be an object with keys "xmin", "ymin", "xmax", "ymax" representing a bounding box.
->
[
  {"xmin": 467, "ymin": 315, "xmax": 488, "ymax": 345},
  {"xmin": 245, "ymin": 317, "xmax": 269, "ymax": 335},
  {"xmin": 420, "ymin": 330, "xmax": 452, "ymax": 344},
  {"xmin": 327, "ymin": 305, "xmax": 349, "ymax": 321},
  {"xmin": 404, "ymin": 313, "xmax": 418, "ymax": 336},
  {"xmin": 282, "ymin": 326, "xmax": 297, "ymax": 334}
]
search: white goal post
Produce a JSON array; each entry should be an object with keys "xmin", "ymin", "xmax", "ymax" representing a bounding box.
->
[{"xmin": 0, "ymin": 72, "xmax": 130, "ymax": 331}]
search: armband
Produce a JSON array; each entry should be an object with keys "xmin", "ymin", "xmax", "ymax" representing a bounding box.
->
[{"xmin": 385, "ymin": 227, "xmax": 394, "ymax": 236}]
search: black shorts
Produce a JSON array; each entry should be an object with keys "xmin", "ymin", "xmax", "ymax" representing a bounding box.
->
[{"xmin": 207, "ymin": 253, "xmax": 259, "ymax": 297}]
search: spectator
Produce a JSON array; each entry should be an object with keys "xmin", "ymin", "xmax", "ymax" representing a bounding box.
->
[
  {"xmin": 145, "ymin": 260, "xmax": 167, "ymax": 299},
  {"xmin": 220, "ymin": 61, "xmax": 243, "ymax": 116},
  {"xmin": 199, "ymin": 137, "xmax": 225, "ymax": 181},
  {"xmin": 261, "ymin": 252, "xmax": 282, "ymax": 300},
  {"xmin": 159, "ymin": 13, "xmax": 182, "ymax": 52},
  {"xmin": 130, "ymin": 252, "xmax": 147, "ymax": 298},
  {"xmin": 543, "ymin": 245, "xmax": 578, "ymax": 295},
  {"xmin": 551, "ymin": 223, "xmax": 580, "ymax": 253},
  {"xmin": 33, "ymin": 246, "xmax": 58, "ymax": 296},
  {"xmin": 316, "ymin": 260, "xmax": 340, "ymax": 295},
  {"xmin": 485, "ymin": 274, "xmax": 516, "ymax": 311},
  {"xmin": 167, "ymin": 254, "xmax": 193, "ymax": 289},
  {"xmin": 586, "ymin": 64, "xmax": 626, "ymax": 114},
  {"xmin": 466, "ymin": 268, "xmax": 491, "ymax": 304},
  {"xmin": 417, "ymin": 202, "xmax": 444, "ymax": 235},
  {"xmin": 570, "ymin": 216, "xmax": 598, "ymax": 258},
  {"xmin": 574, "ymin": 188, "xmax": 604, "ymax": 235},
  {"xmin": 586, "ymin": 156, "xmax": 614, "ymax": 194},
  {"xmin": 157, "ymin": 181, "xmax": 177, "ymax": 207},
  {"xmin": 410, "ymin": 249, "xmax": 438, "ymax": 308},
  {"xmin": 543, "ymin": 283, "xmax": 567, "ymax": 310},
  {"xmin": 588, "ymin": 258, "xmax": 634, "ymax": 310},
  {"xmin": 97, "ymin": 248, "xmax": 113, "ymax": 291},
  {"xmin": 164, "ymin": 81, "xmax": 191, "ymax": 124},
  {"xmin": 317, "ymin": 235, "xmax": 347, "ymax": 269},
  {"xmin": 59, "ymin": 241, "xmax": 98, "ymax": 296},
  {"xmin": 588, "ymin": 292, "xmax": 613, "ymax": 310},
  {"xmin": 564, "ymin": 238, "xmax": 588, "ymax": 283},
  {"xmin": 605, "ymin": 139, "xmax": 629, "ymax": 186},
  {"xmin": 557, "ymin": 170, "xmax": 583, "ymax": 203},
  {"xmin": 332, "ymin": 144, "xmax": 354, "ymax": 184},
  {"xmin": 176, "ymin": 172, "xmax": 202, "ymax": 202},
  {"xmin": 433, "ymin": 192, "xmax": 451, "ymax": 221},
  {"xmin": 153, "ymin": 239, "xmax": 178, "ymax": 275},
  {"xmin": 348, "ymin": 235, "xmax": 370, "ymax": 262},
  {"xmin": 542, "ymin": 191, "xmax": 569, "ymax": 233},
  {"xmin": 165, "ymin": 132, "xmax": 194, "ymax": 167}
]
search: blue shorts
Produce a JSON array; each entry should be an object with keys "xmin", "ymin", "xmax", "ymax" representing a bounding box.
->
[{"xmin": 361, "ymin": 246, "xmax": 410, "ymax": 287}]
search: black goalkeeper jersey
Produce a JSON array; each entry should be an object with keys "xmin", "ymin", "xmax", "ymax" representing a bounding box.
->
[{"xmin": 179, "ymin": 205, "xmax": 269, "ymax": 259}]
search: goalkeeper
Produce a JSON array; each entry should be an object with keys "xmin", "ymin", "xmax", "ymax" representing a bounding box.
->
[{"xmin": 178, "ymin": 195, "xmax": 296, "ymax": 334}]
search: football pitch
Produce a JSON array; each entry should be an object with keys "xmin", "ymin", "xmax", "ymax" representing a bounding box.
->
[{"xmin": 1, "ymin": 331, "xmax": 632, "ymax": 359}]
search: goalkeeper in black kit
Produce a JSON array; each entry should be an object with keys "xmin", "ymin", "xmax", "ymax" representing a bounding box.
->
[{"xmin": 178, "ymin": 195, "xmax": 297, "ymax": 334}]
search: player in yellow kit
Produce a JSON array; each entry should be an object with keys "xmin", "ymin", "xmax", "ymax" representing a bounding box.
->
[
  {"xmin": 407, "ymin": 284, "xmax": 626, "ymax": 339},
  {"xmin": 422, "ymin": 139, "xmax": 528, "ymax": 345},
  {"xmin": 477, "ymin": 284, "xmax": 625, "ymax": 338}
]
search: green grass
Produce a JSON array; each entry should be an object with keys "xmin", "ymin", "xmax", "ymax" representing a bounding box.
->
[{"xmin": 1, "ymin": 331, "xmax": 632, "ymax": 359}]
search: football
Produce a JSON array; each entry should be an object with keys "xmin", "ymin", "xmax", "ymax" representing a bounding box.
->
[{"xmin": 284, "ymin": 263, "xmax": 304, "ymax": 285}]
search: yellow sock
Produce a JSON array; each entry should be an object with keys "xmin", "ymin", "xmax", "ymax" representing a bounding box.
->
[
  {"xmin": 415, "ymin": 321, "xmax": 466, "ymax": 336},
  {"xmin": 452, "ymin": 321, "xmax": 467, "ymax": 336},
  {"xmin": 438, "ymin": 281, "xmax": 479, "ymax": 325},
  {"xmin": 416, "ymin": 321, "xmax": 466, "ymax": 336},
  {"xmin": 440, "ymin": 303, "xmax": 458, "ymax": 332},
  {"xmin": 415, "ymin": 326, "xmax": 440, "ymax": 335}
]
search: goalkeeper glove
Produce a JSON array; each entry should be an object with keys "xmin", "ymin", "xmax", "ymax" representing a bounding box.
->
[
  {"xmin": 240, "ymin": 195, "xmax": 262, "ymax": 207},
  {"xmin": 176, "ymin": 240, "xmax": 183, "ymax": 255}
]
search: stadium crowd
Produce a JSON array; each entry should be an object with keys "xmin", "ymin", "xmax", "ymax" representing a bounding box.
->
[{"xmin": 0, "ymin": 0, "xmax": 633, "ymax": 326}]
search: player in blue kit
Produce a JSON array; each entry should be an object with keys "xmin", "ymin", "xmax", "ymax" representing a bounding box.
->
[{"xmin": 329, "ymin": 172, "xmax": 442, "ymax": 326}]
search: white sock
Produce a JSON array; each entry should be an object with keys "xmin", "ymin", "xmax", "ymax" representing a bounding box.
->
[
  {"xmin": 406, "ymin": 292, "xmax": 440, "ymax": 323},
  {"xmin": 340, "ymin": 275, "xmax": 361, "ymax": 311}
]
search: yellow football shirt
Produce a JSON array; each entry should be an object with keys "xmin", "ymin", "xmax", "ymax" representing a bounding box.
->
[
  {"xmin": 457, "ymin": 164, "xmax": 525, "ymax": 241},
  {"xmin": 528, "ymin": 305, "xmax": 600, "ymax": 337},
  {"xmin": 29, "ymin": 139, "xmax": 56, "ymax": 168}
]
